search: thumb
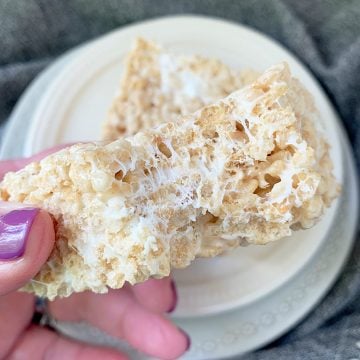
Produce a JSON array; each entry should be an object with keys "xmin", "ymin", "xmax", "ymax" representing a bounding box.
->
[{"xmin": 0, "ymin": 204, "xmax": 55, "ymax": 295}]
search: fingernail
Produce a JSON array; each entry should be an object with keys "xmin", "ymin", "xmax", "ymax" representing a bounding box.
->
[
  {"xmin": 167, "ymin": 279, "xmax": 178, "ymax": 313},
  {"xmin": 178, "ymin": 328, "xmax": 191, "ymax": 351},
  {"xmin": 0, "ymin": 208, "xmax": 39, "ymax": 260}
]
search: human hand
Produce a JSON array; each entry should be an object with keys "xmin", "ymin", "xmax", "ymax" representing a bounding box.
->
[{"xmin": 0, "ymin": 147, "xmax": 190, "ymax": 360}]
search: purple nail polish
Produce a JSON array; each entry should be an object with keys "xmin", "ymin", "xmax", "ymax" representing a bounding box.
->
[
  {"xmin": 0, "ymin": 208, "xmax": 39, "ymax": 260},
  {"xmin": 167, "ymin": 279, "xmax": 178, "ymax": 313}
]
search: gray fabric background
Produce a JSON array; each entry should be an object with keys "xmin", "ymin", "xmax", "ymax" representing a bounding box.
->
[{"xmin": 0, "ymin": 0, "xmax": 359, "ymax": 359}]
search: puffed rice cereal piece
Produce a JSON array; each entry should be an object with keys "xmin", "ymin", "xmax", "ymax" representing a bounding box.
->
[
  {"xmin": 103, "ymin": 38, "xmax": 259, "ymax": 140},
  {"xmin": 0, "ymin": 63, "xmax": 339, "ymax": 299}
]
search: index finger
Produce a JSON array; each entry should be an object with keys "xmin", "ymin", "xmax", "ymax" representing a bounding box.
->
[{"xmin": 0, "ymin": 144, "xmax": 73, "ymax": 179}]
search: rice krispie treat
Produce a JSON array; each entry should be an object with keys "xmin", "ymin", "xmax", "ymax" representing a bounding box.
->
[
  {"xmin": 103, "ymin": 38, "xmax": 259, "ymax": 140},
  {"xmin": 0, "ymin": 63, "xmax": 339, "ymax": 299}
]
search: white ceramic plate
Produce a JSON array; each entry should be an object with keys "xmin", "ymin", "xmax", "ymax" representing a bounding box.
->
[{"xmin": 1, "ymin": 16, "xmax": 357, "ymax": 359}]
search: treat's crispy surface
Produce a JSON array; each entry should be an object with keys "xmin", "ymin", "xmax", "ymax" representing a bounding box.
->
[
  {"xmin": 103, "ymin": 38, "xmax": 259, "ymax": 140},
  {"xmin": 0, "ymin": 63, "xmax": 338, "ymax": 299}
]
